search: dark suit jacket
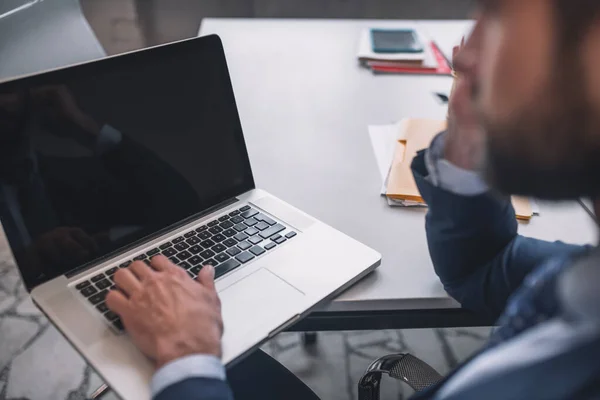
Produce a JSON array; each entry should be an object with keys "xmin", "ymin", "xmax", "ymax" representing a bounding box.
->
[{"xmin": 153, "ymin": 150, "xmax": 600, "ymax": 399}]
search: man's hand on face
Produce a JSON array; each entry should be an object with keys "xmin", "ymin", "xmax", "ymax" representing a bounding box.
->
[
  {"xmin": 445, "ymin": 39, "xmax": 486, "ymax": 171},
  {"xmin": 106, "ymin": 256, "xmax": 224, "ymax": 370}
]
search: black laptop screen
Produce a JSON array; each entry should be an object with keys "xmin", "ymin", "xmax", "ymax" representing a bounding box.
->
[{"xmin": 0, "ymin": 36, "xmax": 254, "ymax": 290}]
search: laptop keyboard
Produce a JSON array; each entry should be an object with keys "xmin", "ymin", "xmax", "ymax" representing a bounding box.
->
[{"xmin": 73, "ymin": 205, "xmax": 297, "ymax": 332}]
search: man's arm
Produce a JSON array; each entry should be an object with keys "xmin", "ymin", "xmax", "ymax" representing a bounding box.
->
[
  {"xmin": 154, "ymin": 378, "xmax": 233, "ymax": 400},
  {"xmin": 411, "ymin": 133, "xmax": 586, "ymax": 319}
]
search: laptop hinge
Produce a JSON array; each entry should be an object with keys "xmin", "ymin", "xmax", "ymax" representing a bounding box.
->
[{"xmin": 65, "ymin": 196, "xmax": 240, "ymax": 279}]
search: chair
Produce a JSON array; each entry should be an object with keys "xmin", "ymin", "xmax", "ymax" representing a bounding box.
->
[{"xmin": 358, "ymin": 353, "xmax": 444, "ymax": 400}]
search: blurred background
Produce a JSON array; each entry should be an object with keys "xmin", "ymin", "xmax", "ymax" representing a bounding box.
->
[{"xmin": 80, "ymin": 0, "xmax": 474, "ymax": 55}]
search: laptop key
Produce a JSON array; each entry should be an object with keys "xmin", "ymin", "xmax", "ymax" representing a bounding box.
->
[
  {"xmin": 220, "ymin": 221, "xmax": 234, "ymax": 229},
  {"xmin": 244, "ymin": 218, "xmax": 258, "ymax": 227},
  {"xmin": 106, "ymin": 267, "xmax": 119, "ymax": 276},
  {"xmin": 76, "ymin": 281, "xmax": 91, "ymax": 290},
  {"xmin": 270, "ymin": 234, "xmax": 282, "ymax": 241},
  {"xmin": 229, "ymin": 210, "xmax": 240, "ymax": 216},
  {"xmin": 146, "ymin": 248, "xmax": 160, "ymax": 257},
  {"xmin": 219, "ymin": 215, "xmax": 230, "ymax": 222},
  {"xmin": 241, "ymin": 209, "xmax": 258, "ymax": 218},
  {"xmin": 200, "ymin": 239, "xmax": 216, "ymax": 249},
  {"xmin": 208, "ymin": 220, "xmax": 219, "ymax": 227},
  {"xmin": 177, "ymin": 251, "xmax": 192, "ymax": 260},
  {"xmin": 249, "ymin": 236, "xmax": 263, "ymax": 245},
  {"xmin": 96, "ymin": 303, "xmax": 108, "ymax": 313},
  {"xmin": 249, "ymin": 246, "xmax": 266, "ymax": 256},
  {"xmin": 204, "ymin": 259, "xmax": 218, "ymax": 267},
  {"xmin": 173, "ymin": 236, "xmax": 185, "ymax": 244},
  {"xmin": 179, "ymin": 261, "xmax": 191, "ymax": 270},
  {"xmin": 212, "ymin": 234, "xmax": 226, "ymax": 242},
  {"xmin": 234, "ymin": 223, "xmax": 248, "ymax": 232},
  {"xmin": 285, "ymin": 231, "xmax": 297, "ymax": 239},
  {"xmin": 80, "ymin": 286, "xmax": 97, "ymax": 297},
  {"xmin": 162, "ymin": 247, "xmax": 177, "ymax": 257},
  {"xmin": 259, "ymin": 224, "xmax": 286, "ymax": 239},
  {"xmin": 255, "ymin": 213, "xmax": 277, "ymax": 225},
  {"xmin": 234, "ymin": 233, "xmax": 249, "ymax": 242},
  {"xmin": 196, "ymin": 225, "xmax": 208, "ymax": 233},
  {"xmin": 215, "ymin": 259, "xmax": 241, "ymax": 279},
  {"xmin": 133, "ymin": 254, "xmax": 146, "ymax": 261},
  {"xmin": 240, "ymin": 205, "xmax": 251, "ymax": 212},
  {"xmin": 264, "ymin": 242, "xmax": 277, "ymax": 250},
  {"xmin": 189, "ymin": 255, "xmax": 203, "ymax": 266},
  {"xmin": 235, "ymin": 251, "xmax": 255, "ymax": 264},
  {"xmin": 227, "ymin": 247, "xmax": 242, "ymax": 256},
  {"xmin": 237, "ymin": 241, "xmax": 252, "ymax": 251},
  {"xmin": 223, "ymin": 238, "xmax": 237, "ymax": 248},
  {"xmin": 231, "ymin": 216, "xmax": 244, "ymax": 224},
  {"xmin": 113, "ymin": 319, "xmax": 124, "ymax": 331},
  {"xmin": 169, "ymin": 256, "xmax": 179, "ymax": 264},
  {"xmin": 190, "ymin": 265, "xmax": 202, "ymax": 275},
  {"xmin": 104, "ymin": 311, "xmax": 119, "ymax": 322},
  {"xmin": 255, "ymin": 222, "xmax": 270, "ymax": 231},
  {"xmin": 209, "ymin": 226, "xmax": 223, "ymax": 234},
  {"xmin": 174, "ymin": 242, "xmax": 189, "ymax": 251},
  {"xmin": 274, "ymin": 237, "xmax": 287, "ymax": 245},
  {"xmin": 96, "ymin": 279, "xmax": 111, "ymax": 290},
  {"xmin": 200, "ymin": 249, "xmax": 216, "ymax": 259},
  {"xmin": 119, "ymin": 261, "xmax": 132, "ymax": 268},
  {"xmin": 245, "ymin": 227, "xmax": 259, "ymax": 236},
  {"xmin": 159, "ymin": 242, "xmax": 173, "ymax": 250},
  {"xmin": 215, "ymin": 253, "xmax": 230, "ymax": 263},
  {"xmin": 189, "ymin": 245, "xmax": 202, "ymax": 254},
  {"xmin": 88, "ymin": 290, "xmax": 108, "ymax": 305},
  {"xmin": 91, "ymin": 274, "xmax": 105, "ymax": 283},
  {"xmin": 184, "ymin": 231, "xmax": 196, "ymax": 238},
  {"xmin": 198, "ymin": 231, "xmax": 212, "ymax": 240},
  {"xmin": 186, "ymin": 236, "xmax": 200, "ymax": 245},
  {"xmin": 223, "ymin": 229, "xmax": 237, "ymax": 237},
  {"xmin": 212, "ymin": 244, "xmax": 227, "ymax": 253}
]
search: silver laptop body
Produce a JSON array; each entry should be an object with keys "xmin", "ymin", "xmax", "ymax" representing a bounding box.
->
[{"xmin": 0, "ymin": 35, "xmax": 381, "ymax": 399}]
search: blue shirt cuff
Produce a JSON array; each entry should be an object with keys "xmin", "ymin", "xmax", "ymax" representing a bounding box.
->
[
  {"xmin": 425, "ymin": 131, "xmax": 489, "ymax": 196},
  {"xmin": 151, "ymin": 354, "xmax": 226, "ymax": 397}
]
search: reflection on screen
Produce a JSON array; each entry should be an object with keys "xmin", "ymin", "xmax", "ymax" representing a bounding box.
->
[{"xmin": 0, "ymin": 37, "xmax": 253, "ymax": 289}]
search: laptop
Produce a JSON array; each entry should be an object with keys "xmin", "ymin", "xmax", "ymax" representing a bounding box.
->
[{"xmin": 0, "ymin": 35, "xmax": 381, "ymax": 399}]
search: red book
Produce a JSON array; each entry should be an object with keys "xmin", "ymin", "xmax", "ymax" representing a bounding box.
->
[{"xmin": 368, "ymin": 41, "xmax": 452, "ymax": 76}]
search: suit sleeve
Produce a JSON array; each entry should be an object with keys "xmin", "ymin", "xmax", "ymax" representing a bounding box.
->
[
  {"xmin": 153, "ymin": 378, "xmax": 234, "ymax": 400},
  {"xmin": 411, "ymin": 148, "xmax": 587, "ymax": 319}
]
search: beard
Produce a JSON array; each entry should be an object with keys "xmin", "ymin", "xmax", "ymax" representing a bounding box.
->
[{"xmin": 478, "ymin": 61, "xmax": 600, "ymax": 200}]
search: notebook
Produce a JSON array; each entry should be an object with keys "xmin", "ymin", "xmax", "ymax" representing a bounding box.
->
[{"xmin": 385, "ymin": 119, "xmax": 534, "ymax": 221}]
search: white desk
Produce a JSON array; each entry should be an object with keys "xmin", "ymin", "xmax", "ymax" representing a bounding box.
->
[
  {"xmin": 0, "ymin": 0, "xmax": 105, "ymax": 80},
  {"xmin": 199, "ymin": 19, "xmax": 598, "ymax": 327}
]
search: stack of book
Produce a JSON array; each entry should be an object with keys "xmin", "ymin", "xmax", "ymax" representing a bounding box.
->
[{"xmin": 357, "ymin": 28, "xmax": 452, "ymax": 76}]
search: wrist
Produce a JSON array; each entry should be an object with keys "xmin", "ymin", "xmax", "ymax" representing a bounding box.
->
[{"xmin": 155, "ymin": 339, "xmax": 221, "ymax": 370}]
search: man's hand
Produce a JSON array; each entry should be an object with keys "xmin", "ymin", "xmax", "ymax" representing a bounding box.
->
[
  {"xmin": 106, "ymin": 256, "xmax": 224, "ymax": 369},
  {"xmin": 444, "ymin": 39, "xmax": 486, "ymax": 171}
]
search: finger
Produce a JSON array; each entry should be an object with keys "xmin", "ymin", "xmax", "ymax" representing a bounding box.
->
[
  {"xmin": 113, "ymin": 268, "xmax": 142, "ymax": 297},
  {"xmin": 197, "ymin": 265, "xmax": 216, "ymax": 292},
  {"xmin": 129, "ymin": 260, "xmax": 155, "ymax": 281},
  {"xmin": 106, "ymin": 289, "xmax": 130, "ymax": 316},
  {"xmin": 150, "ymin": 255, "xmax": 177, "ymax": 272}
]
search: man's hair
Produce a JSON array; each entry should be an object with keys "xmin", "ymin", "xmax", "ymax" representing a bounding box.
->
[{"xmin": 555, "ymin": 1, "xmax": 600, "ymax": 50}]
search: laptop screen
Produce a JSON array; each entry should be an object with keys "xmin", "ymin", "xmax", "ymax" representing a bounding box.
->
[{"xmin": 0, "ymin": 35, "xmax": 254, "ymax": 290}]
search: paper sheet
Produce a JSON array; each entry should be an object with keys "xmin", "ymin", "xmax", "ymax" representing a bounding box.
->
[{"xmin": 368, "ymin": 122, "xmax": 540, "ymax": 214}]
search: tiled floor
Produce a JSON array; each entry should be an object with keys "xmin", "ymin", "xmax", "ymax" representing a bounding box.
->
[{"xmin": 0, "ymin": 232, "xmax": 490, "ymax": 400}]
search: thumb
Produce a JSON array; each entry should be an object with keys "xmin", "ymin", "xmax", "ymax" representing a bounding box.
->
[{"xmin": 197, "ymin": 265, "xmax": 216, "ymax": 291}]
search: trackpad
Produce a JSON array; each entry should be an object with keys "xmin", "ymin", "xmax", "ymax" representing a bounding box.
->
[{"xmin": 219, "ymin": 268, "xmax": 306, "ymax": 364}]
